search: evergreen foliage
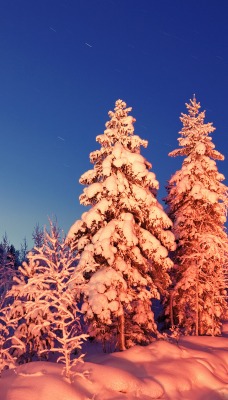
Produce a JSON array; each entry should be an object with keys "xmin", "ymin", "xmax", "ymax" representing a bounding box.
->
[
  {"xmin": 68, "ymin": 100, "xmax": 176, "ymax": 350},
  {"xmin": 0, "ymin": 234, "xmax": 19, "ymax": 309},
  {"xmin": 32, "ymin": 223, "xmax": 44, "ymax": 249},
  {"xmin": 2, "ymin": 222, "xmax": 86, "ymax": 377},
  {"xmin": 165, "ymin": 97, "xmax": 228, "ymax": 335}
]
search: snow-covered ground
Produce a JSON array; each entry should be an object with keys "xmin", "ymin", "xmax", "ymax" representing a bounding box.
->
[{"xmin": 1, "ymin": 323, "xmax": 228, "ymax": 400}]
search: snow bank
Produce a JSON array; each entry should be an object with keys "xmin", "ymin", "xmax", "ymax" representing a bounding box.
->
[
  {"xmin": 1, "ymin": 325, "xmax": 228, "ymax": 400},
  {"xmin": 0, "ymin": 362, "xmax": 87, "ymax": 400}
]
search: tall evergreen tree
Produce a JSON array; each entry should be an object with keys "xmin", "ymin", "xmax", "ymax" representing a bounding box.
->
[
  {"xmin": 68, "ymin": 100, "xmax": 176, "ymax": 350},
  {"xmin": 165, "ymin": 96, "xmax": 228, "ymax": 336},
  {"xmin": 32, "ymin": 223, "xmax": 44, "ymax": 249},
  {"xmin": 0, "ymin": 234, "xmax": 19, "ymax": 308},
  {"xmin": 20, "ymin": 237, "xmax": 28, "ymax": 263}
]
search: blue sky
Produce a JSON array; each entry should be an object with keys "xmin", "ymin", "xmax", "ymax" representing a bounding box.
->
[{"xmin": 1, "ymin": 0, "xmax": 228, "ymax": 249}]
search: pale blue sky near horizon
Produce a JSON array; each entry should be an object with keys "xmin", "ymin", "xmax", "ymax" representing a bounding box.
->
[{"xmin": 1, "ymin": 0, "xmax": 228, "ymax": 250}]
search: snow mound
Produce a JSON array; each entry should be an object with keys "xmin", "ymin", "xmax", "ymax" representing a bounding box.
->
[
  {"xmin": 0, "ymin": 328, "xmax": 228, "ymax": 400},
  {"xmin": 0, "ymin": 362, "xmax": 87, "ymax": 400}
]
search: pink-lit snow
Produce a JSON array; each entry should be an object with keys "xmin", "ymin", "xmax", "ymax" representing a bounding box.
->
[{"xmin": 1, "ymin": 323, "xmax": 227, "ymax": 400}]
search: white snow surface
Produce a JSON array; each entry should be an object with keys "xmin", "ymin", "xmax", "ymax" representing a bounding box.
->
[{"xmin": 1, "ymin": 322, "xmax": 228, "ymax": 400}]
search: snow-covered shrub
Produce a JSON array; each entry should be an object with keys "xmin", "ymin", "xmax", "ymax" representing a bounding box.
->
[
  {"xmin": 0, "ymin": 305, "xmax": 25, "ymax": 374},
  {"xmin": 39, "ymin": 284, "xmax": 88, "ymax": 380},
  {"xmin": 8, "ymin": 256, "xmax": 56, "ymax": 362},
  {"xmin": 165, "ymin": 96, "xmax": 228, "ymax": 335},
  {"xmin": 67, "ymin": 99, "xmax": 176, "ymax": 350},
  {"xmin": 6, "ymin": 222, "xmax": 87, "ymax": 373}
]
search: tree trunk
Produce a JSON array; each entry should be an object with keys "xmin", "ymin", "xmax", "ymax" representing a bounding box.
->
[
  {"xmin": 170, "ymin": 290, "xmax": 174, "ymax": 328},
  {"xmin": 211, "ymin": 288, "xmax": 215, "ymax": 337},
  {"xmin": 118, "ymin": 314, "xmax": 126, "ymax": 351},
  {"xmin": 195, "ymin": 275, "xmax": 199, "ymax": 336}
]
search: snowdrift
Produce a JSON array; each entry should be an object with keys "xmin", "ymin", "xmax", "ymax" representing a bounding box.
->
[{"xmin": 0, "ymin": 326, "xmax": 228, "ymax": 400}]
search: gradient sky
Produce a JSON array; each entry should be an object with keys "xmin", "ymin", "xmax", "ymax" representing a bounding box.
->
[{"xmin": 1, "ymin": 0, "xmax": 228, "ymax": 249}]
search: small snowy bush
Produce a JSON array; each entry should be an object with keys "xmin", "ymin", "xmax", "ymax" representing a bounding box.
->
[
  {"xmin": 6, "ymin": 222, "xmax": 87, "ymax": 376},
  {"xmin": 0, "ymin": 307, "xmax": 25, "ymax": 374}
]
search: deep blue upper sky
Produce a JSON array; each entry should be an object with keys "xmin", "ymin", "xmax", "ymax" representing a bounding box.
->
[{"xmin": 1, "ymin": 0, "xmax": 228, "ymax": 249}]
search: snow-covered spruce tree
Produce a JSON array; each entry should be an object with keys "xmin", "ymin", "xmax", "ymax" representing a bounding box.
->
[
  {"xmin": 32, "ymin": 223, "xmax": 44, "ymax": 249},
  {"xmin": 165, "ymin": 96, "xmax": 228, "ymax": 336},
  {"xmin": 67, "ymin": 100, "xmax": 176, "ymax": 350},
  {"xmin": 20, "ymin": 237, "xmax": 28, "ymax": 263},
  {"xmin": 7, "ymin": 222, "xmax": 86, "ymax": 370},
  {"xmin": 0, "ymin": 235, "xmax": 23, "ymax": 373},
  {"xmin": 0, "ymin": 235, "xmax": 18, "ymax": 309}
]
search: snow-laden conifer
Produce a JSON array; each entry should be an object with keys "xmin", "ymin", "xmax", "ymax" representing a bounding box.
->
[
  {"xmin": 165, "ymin": 96, "xmax": 228, "ymax": 335},
  {"xmin": 7, "ymin": 222, "xmax": 86, "ymax": 372},
  {"xmin": 20, "ymin": 237, "xmax": 28, "ymax": 263},
  {"xmin": 0, "ymin": 235, "xmax": 24, "ymax": 373},
  {"xmin": 0, "ymin": 235, "xmax": 18, "ymax": 309},
  {"xmin": 32, "ymin": 223, "xmax": 44, "ymax": 249},
  {"xmin": 67, "ymin": 100, "xmax": 176, "ymax": 350}
]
